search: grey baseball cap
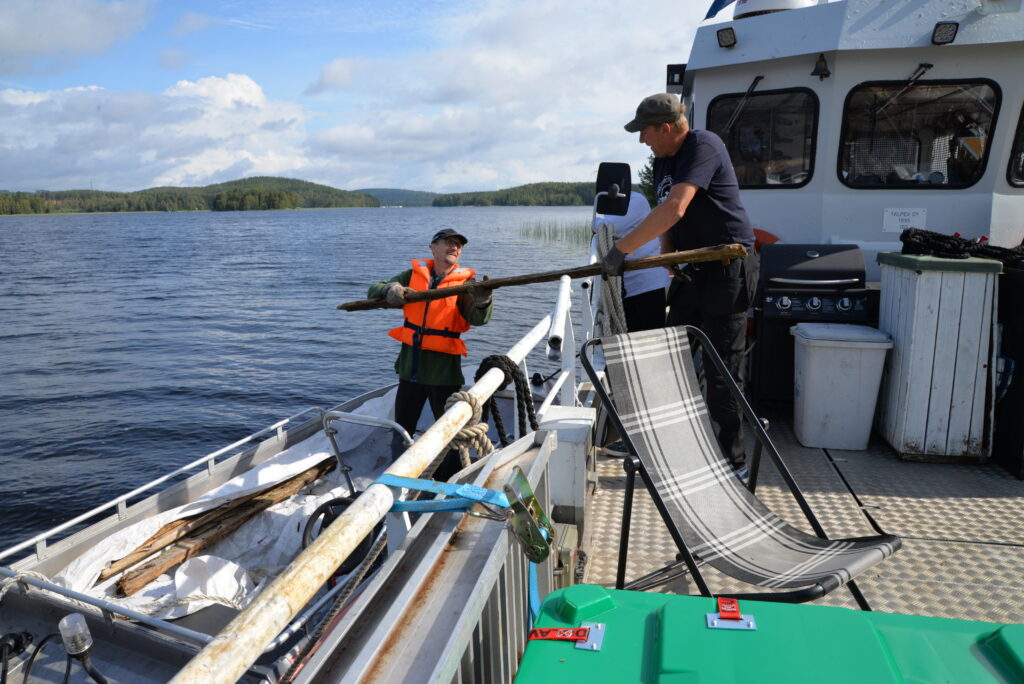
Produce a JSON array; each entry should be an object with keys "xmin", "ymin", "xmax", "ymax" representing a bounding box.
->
[
  {"xmin": 431, "ymin": 228, "xmax": 468, "ymax": 245},
  {"xmin": 624, "ymin": 93, "xmax": 684, "ymax": 133}
]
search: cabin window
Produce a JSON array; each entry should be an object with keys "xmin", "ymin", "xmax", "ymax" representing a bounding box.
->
[
  {"xmin": 1010, "ymin": 104, "xmax": 1024, "ymax": 187},
  {"xmin": 707, "ymin": 88, "xmax": 817, "ymax": 188},
  {"xmin": 838, "ymin": 80, "xmax": 1000, "ymax": 189}
]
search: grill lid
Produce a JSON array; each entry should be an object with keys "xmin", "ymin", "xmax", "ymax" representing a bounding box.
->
[{"xmin": 759, "ymin": 244, "xmax": 865, "ymax": 288}]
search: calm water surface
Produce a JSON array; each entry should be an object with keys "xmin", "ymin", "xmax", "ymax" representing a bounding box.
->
[{"xmin": 0, "ymin": 207, "xmax": 590, "ymax": 553}]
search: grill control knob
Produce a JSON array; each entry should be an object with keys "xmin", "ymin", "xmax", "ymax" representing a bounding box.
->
[
  {"xmin": 837, "ymin": 297, "xmax": 853, "ymax": 312},
  {"xmin": 776, "ymin": 296, "xmax": 792, "ymax": 311},
  {"xmin": 807, "ymin": 296, "xmax": 822, "ymax": 311}
]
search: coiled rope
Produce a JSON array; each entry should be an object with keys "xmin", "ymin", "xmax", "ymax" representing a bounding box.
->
[
  {"xmin": 474, "ymin": 355, "xmax": 539, "ymax": 447},
  {"xmin": 595, "ymin": 220, "xmax": 628, "ymax": 335},
  {"xmin": 901, "ymin": 228, "xmax": 1024, "ymax": 264},
  {"xmin": 0, "ymin": 570, "xmax": 51, "ymax": 603},
  {"xmin": 443, "ymin": 390, "xmax": 495, "ymax": 467},
  {"xmin": 0, "ymin": 570, "xmax": 101, "ymax": 618}
]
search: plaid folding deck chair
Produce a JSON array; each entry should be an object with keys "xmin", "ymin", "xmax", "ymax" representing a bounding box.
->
[{"xmin": 581, "ymin": 325, "xmax": 900, "ymax": 607}]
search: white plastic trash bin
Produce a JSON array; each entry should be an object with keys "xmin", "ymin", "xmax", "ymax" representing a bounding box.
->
[{"xmin": 790, "ymin": 323, "xmax": 893, "ymax": 450}]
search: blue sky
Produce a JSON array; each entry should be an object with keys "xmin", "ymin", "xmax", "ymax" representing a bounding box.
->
[{"xmin": 0, "ymin": 0, "xmax": 713, "ymax": 193}]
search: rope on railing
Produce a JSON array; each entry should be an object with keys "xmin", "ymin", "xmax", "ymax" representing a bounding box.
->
[
  {"xmin": 444, "ymin": 390, "xmax": 495, "ymax": 467},
  {"xmin": 596, "ymin": 221, "xmax": 628, "ymax": 334},
  {"xmin": 474, "ymin": 355, "xmax": 539, "ymax": 446}
]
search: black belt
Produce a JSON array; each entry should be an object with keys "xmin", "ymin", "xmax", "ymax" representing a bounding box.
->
[
  {"xmin": 403, "ymin": 320, "xmax": 462, "ymax": 339},
  {"xmin": 404, "ymin": 321, "xmax": 461, "ymax": 381}
]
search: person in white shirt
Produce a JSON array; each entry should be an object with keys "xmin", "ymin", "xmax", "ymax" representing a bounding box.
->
[{"xmin": 593, "ymin": 193, "xmax": 668, "ymax": 331}]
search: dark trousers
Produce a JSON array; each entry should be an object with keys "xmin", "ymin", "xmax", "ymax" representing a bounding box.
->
[
  {"xmin": 623, "ymin": 288, "xmax": 667, "ymax": 332},
  {"xmin": 666, "ymin": 252, "xmax": 758, "ymax": 468},
  {"xmin": 393, "ymin": 379, "xmax": 463, "ymax": 481}
]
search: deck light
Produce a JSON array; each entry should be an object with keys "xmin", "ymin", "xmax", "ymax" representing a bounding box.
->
[
  {"xmin": 811, "ymin": 53, "xmax": 831, "ymax": 80},
  {"xmin": 717, "ymin": 27, "xmax": 737, "ymax": 48},
  {"xmin": 932, "ymin": 21, "xmax": 959, "ymax": 45}
]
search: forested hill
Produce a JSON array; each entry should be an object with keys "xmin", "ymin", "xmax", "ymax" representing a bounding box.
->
[
  {"xmin": 0, "ymin": 177, "xmax": 379, "ymax": 215},
  {"xmin": 432, "ymin": 182, "xmax": 592, "ymax": 207},
  {"xmin": 356, "ymin": 188, "xmax": 439, "ymax": 207}
]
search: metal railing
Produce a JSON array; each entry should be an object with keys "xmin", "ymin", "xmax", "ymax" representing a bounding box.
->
[
  {"xmin": 170, "ymin": 286, "xmax": 584, "ymax": 684},
  {"xmin": 430, "ymin": 443, "xmax": 554, "ymax": 684},
  {"xmin": 291, "ymin": 431, "xmax": 555, "ymax": 683}
]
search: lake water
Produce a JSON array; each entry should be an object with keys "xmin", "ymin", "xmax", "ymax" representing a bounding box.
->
[{"xmin": 0, "ymin": 206, "xmax": 591, "ymax": 554}]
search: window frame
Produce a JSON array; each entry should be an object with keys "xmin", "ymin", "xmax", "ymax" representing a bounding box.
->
[
  {"xmin": 705, "ymin": 86, "xmax": 820, "ymax": 190},
  {"xmin": 1008, "ymin": 102, "xmax": 1024, "ymax": 188},
  {"xmin": 836, "ymin": 77, "xmax": 1002, "ymax": 190}
]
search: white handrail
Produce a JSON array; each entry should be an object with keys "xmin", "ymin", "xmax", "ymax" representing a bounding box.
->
[
  {"xmin": 170, "ymin": 313, "xmax": 555, "ymax": 684},
  {"xmin": 560, "ymin": 299, "xmax": 578, "ymax": 407},
  {"xmin": 546, "ymin": 275, "xmax": 572, "ymax": 361}
]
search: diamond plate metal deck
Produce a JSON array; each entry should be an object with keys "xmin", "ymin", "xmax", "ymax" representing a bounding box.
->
[{"xmin": 584, "ymin": 408, "xmax": 1024, "ymax": 623}]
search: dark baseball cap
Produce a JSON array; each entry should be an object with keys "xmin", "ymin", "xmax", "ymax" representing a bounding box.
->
[
  {"xmin": 431, "ymin": 228, "xmax": 468, "ymax": 245},
  {"xmin": 624, "ymin": 93, "xmax": 684, "ymax": 133}
]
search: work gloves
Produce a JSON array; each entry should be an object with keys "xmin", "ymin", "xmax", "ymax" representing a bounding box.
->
[
  {"xmin": 465, "ymin": 276, "xmax": 493, "ymax": 309},
  {"xmin": 601, "ymin": 245, "xmax": 626, "ymax": 278},
  {"xmin": 384, "ymin": 282, "xmax": 408, "ymax": 306}
]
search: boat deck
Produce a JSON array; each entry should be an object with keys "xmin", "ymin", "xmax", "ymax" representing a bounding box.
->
[{"xmin": 584, "ymin": 409, "xmax": 1024, "ymax": 623}]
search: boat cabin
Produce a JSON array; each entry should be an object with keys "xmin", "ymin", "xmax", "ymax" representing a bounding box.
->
[{"xmin": 672, "ymin": 0, "xmax": 1024, "ymax": 278}]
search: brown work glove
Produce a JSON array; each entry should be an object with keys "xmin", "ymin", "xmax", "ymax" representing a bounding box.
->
[
  {"xmin": 465, "ymin": 276, "xmax": 492, "ymax": 309},
  {"xmin": 601, "ymin": 245, "xmax": 626, "ymax": 278}
]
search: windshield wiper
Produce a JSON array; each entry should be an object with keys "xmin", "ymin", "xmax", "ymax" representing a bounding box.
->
[
  {"xmin": 874, "ymin": 63, "xmax": 933, "ymax": 116},
  {"xmin": 722, "ymin": 75, "xmax": 764, "ymax": 134}
]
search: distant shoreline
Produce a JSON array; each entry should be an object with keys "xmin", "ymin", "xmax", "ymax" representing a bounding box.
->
[
  {"xmin": 0, "ymin": 204, "xmax": 594, "ymax": 218},
  {"xmin": 1, "ymin": 176, "xmax": 598, "ymax": 215}
]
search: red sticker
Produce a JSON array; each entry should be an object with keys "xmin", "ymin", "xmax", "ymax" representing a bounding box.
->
[{"xmin": 528, "ymin": 627, "xmax": 590, "ymax": 642}]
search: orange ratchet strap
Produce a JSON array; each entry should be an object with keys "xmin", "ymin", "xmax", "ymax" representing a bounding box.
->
[{"xmin": 717, "ymin": 597, "xmax": 742, "ymax": 620}]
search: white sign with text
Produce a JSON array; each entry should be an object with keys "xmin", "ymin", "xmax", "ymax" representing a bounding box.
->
[{"xmin": 882, "ymin": 208, "xmax": 926, "ymax": 233}]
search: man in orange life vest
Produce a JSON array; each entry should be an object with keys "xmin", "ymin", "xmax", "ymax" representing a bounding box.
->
[{"xmin": 368, "ymin": 228, "xmax": 493, "ymax": 474}]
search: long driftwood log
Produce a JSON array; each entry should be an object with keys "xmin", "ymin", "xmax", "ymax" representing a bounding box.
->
[
  {"xmin": 98, "ymin": 490, "xmax": 267, "ymax": 582},
  {"xmin": 337, "ymin": 243, "xmax": 748, "ymax": 311},
  {"xmin": 115, "ymin": 459, "xmax": 335, "ymax": 597}
]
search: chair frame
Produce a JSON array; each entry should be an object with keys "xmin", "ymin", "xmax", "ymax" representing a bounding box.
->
[{"xmin": 581, "ymin": 324, "xmax": 890, "ymax": 609}]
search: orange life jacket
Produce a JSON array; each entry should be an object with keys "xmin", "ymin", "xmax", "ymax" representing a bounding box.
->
[{"xmin": 388, "ymin": 259, "xmax": 475, "ymax": 356}]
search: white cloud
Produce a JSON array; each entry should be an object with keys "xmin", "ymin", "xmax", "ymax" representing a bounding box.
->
[
  {"xmin": 305, "ymin": 58, "xmax": 367, "ymax": 95},
  {"xmin": 303, "ymin": 0, "xmax": 706, "ymax": 190},
  {"xmin": 0, "ymin": 75, "xmax": 311, "ymax": 191},
  {"xmin": 0, "ymin": 0, "xmax": 709, "ymax": 193},
  {"xmin": 0, "ymin": 0, "xmax": 150, "ymax": 74},
  {"xmin": 165, "ymin": 73, "xmax": 268, "ymax": 109}
]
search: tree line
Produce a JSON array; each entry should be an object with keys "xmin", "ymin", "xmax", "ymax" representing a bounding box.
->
[
  {"xmin": 431, "ymin": 166, "xmax": 656, "ymax": 208},
  {"xmin": 0, "ymin": 176, "xmax": 379, "ymax": 215},
  {"xmin": 432, "ymin": 182, "xmax": 594, "ymax": 207}
]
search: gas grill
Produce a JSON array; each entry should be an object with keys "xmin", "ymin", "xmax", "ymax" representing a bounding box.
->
[{"xmin": 751, "ymin": 244, "xmax": 879, "ymax": 402}]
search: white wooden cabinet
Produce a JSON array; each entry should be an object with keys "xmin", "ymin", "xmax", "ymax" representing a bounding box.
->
[{"xmin": 876, "ymin": 252, "xmax": 1002, "ymax": 461}]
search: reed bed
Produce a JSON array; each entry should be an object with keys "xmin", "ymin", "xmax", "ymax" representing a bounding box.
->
[{"xmin": 517, "ymin": 219, "xmax": 592, "ymax": 247}]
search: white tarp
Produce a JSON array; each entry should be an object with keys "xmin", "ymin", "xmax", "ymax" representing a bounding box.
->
[{"xmin": 53, "ymin": 391, "xmax": 397, "ymax": 619}]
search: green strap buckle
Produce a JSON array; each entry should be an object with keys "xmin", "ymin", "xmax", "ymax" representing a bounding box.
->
[{"xmin": 504, "ymin": 465, "xmax": 554, "ymax": 563}]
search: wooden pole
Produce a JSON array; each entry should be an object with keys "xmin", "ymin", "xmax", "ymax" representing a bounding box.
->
[
  {"xmin": 98, "ymin": 489, "xmax": 266, "ymax": 583},
  {"xmin": 116, "ymin": 460, "xmax": 335, "ymax": 596},
  {"xmin": 337, "ymin": 243, "xmax": 748, "ymax": 311}
]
